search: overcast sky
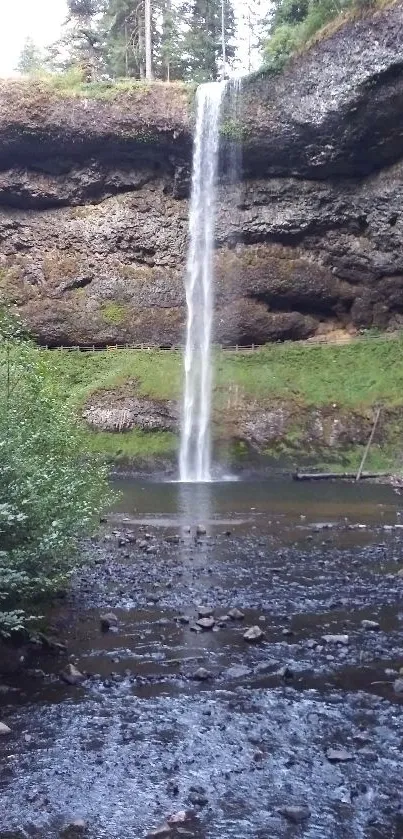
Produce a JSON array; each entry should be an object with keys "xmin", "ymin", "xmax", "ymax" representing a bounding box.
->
[
  {"xmin": 0, "ymin": 0, "xmax": 259, "ymax": 77},
  {"xmin": 0, "ymin": 0, "xmax": 67, "ymax": 76}
]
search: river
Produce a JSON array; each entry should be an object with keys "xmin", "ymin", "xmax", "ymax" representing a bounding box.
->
[{"xmin": 1, "ymin": 478, "xmax": 403, "ymax": 838}]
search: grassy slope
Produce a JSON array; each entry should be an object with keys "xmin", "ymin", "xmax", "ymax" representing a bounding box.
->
[
  {"xmin": 13, "ymin": 71, "xmax": 194, "ymax": 101},
  {"xmin": 45, "ymin": 337, "xmax": 403, "ymax": 468}
]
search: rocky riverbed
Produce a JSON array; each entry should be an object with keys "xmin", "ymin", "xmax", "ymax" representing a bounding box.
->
[{"xmin": 1, "ymin": 478, "xmax": 403, "ymax": 838}]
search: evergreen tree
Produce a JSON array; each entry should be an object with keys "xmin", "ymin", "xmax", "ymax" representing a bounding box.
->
[
  {"xmin": 65, "ymin": 0, "xmax": 106, "ymax": 79},
  {"xmin": 101, "ymin": 0, "xmax": 184, "ymax": 80},
  {"xmin": 159, "ymin": 0, "xmax": 184, "ymax": 81},
  {"xmin": 181, "ymin": 0, "xmax": 236, "ymax": 82},
  {"xmin": 16, "ymin": 37, "xmax": 43, "ymax": 75},
  {"xmin": 101, "ymin": 0, "xmax": 146, "ymax": 78}
]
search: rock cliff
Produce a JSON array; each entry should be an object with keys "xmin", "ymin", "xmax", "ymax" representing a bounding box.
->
[{"xmin": 1, "ymin": 1, "xmax": 403, "ymax": 346}]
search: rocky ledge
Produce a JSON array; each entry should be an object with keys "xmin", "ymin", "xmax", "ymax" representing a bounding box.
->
[
  {"xmin": 83, "ymin": 383, "xmax": 403, "ymax": 466},
  {"xmin": 1, "ymin": 2, "xmax": 403, "ymax": 346}
]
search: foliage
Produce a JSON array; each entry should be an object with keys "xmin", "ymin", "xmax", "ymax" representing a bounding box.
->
[
  {"xmin": 85, "ymin": 428, "xmax": 177, "ymax": 460},
  {"xmin": 262, "ymin": 0, "xmax": 378, "ymax": 71},
  {"xmin": 45, "ymin": 0, "xmax": 106, "ymax": 80},
  {"xmin": 30, "ymin": 68, "xmax": 182, "ymax": 99},
  {"xmin": 181, "ymin": 0, "xmax": 236, "ymax": 81},
  {"xmin": 40, "ymin": 0, "xmax": 237, "ymax": 83},
  {"xmin": 101, "ymin": 301, "xmax": 128, "ymax": 324},
  {"xmin": 263, "ymin": 23, "xmax": 300, "ymax": 70},
  {"xmin": 47, "ymin": 337, "xmax": 403, "ymax": 411},
  {"xmin": 16, "ymin": 38, "xmax": 44, "ymax": 75},
  {"xmin": 41, "ymin": 336, "xmax": 403, "ymax": 466},
  {"xmin": 0, "ymin": 315, "xmax": 111, "ymax": 636}
]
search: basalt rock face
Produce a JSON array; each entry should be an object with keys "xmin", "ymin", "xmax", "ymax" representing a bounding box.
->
[{"xmin": 1, "ymin": 3, "xmax": 403, "ymax": 346}]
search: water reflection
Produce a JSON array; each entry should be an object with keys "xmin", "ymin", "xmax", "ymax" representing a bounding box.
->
[{"xmin": 178, "ymin": 481, "xmax": 212, "ymax": 534}]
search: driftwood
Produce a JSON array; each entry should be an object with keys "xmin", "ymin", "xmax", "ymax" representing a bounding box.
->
[
  {"xmin": 293, "ymin": 471, "xmax": 390, "ymax": 482},
  {"xmin": 356, "ymin": 406, "xmax": 382, "ymax": 481}
]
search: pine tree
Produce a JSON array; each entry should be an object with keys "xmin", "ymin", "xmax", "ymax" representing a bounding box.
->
[
  {"xmin": 101, "ymin": 0, "xmax": 146, "ymax": 78},
  {"xmin": 101, "ymin": 0, "xmax": 184, "ymax": 80},
  {"xmin": 158, "ymin": 0, "xmax": 185, "ymax": 80},
  {"xmin": 181, "ymin": 0, "xmax": 236, "ymax": 82},
  {"xmin": 65, "ymin": 0, "xmax": 106, "ymax": 80},
  {"xmin": 16, "ymin": 37, "xmax": 43, "ymax": 75}
]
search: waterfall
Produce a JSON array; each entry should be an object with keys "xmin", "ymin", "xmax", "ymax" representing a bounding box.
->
[{"xmin": 179, "ymin": 82, "xmax": 225, "ymax": 483}]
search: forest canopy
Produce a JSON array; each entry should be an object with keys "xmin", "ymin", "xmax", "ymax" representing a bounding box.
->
[{"xmin": 16, "ymin": 0, "xmax": 378, "ymax": 83}]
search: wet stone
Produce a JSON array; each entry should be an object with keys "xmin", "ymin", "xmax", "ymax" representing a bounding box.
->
[
  {"xmin": 393, "ymin": 678, "xmax": 403, "ymax": 695},
  {"xmin": 197, "ymin": 606, "xmax": 213, "ymax": 618},
  {"xmin": 278, "ymin": 665, "xmax": 294, "ymax": 679},
  {"xmin": 278, "ymin": 805, "xmax": 311, "ymax": 823},
  {"xmin": 100, "ymin": 612, "xmax": 118, "ymax": 630},
  {"xmin": 228, "ymin": 607, "xmax": 245, "ymax": 620},
  {"xmin": 226, "ymin": 665, "xmax": 251, "ymax": 679},
  {"xmin": 322, "ymin": 634, "xmax": 349, "ymax": 645},
  {"xmin": 216, "ymin": 617, "xmax": 229, "ymax": 627},
  {"xmin": 146, "ymin": 824, "xmax": 172, "ymax": 838},
  {"xmin": 167, "ymin": 811, "xmax": 196, "ymax": 825},
  {"xmin": 188, "ymin": 785, "xmax": 208, "ymax": 806},
  {"xmin": 60, "ymin": 664, "xmax": 85, "ymax": 686},
  {"xmin": 60, "ymin": 819, "xmax": 88, "ymax": 837},
  {"xmin": 196, "ymin": 617, "xmax": 215, "ymax": 631},
  {"xmin": 244, "ymin": 626, "xmax": 264, "ymax": 643},
  {"xmin": 196, "ymin": 525, "xmax": 207, "ymax": 535},
  {"xmin": 361, "ymin": 619, "xmax": 380, "ymax": 630},
  {"xmin": 0, "ymin": 722, "xmax": 11, "ymax": 735},
  {"xmin": 326, "ymin": 748, "xmax": 354, "ymax": 763},
  {"xmin": 191, "ymin": 667, "xmax": 212, "ymax": 681},
  {"xmin": 178, "ymin": 615, "xmax": 190, "ymax": 624}
]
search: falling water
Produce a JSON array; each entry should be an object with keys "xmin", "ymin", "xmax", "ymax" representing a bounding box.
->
[{"xmin": 179, "ymin": 82, "xmax": 225, "ymax": 483}]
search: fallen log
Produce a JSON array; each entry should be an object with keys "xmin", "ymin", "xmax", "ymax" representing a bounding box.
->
[{"xmin": 292, "ymin": 471, "xmax": 390, "ymax": 481}]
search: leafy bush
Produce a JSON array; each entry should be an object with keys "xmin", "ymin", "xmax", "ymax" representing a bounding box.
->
[
  {"xmin": 262, "ymin": 0, "xmax": 379, "ymax": 71},
  {"xmin": 263, "ymin": 23, "xmax": 301, "ymax": 70},
  {"xmin": 0, "ymin": 314, "xmax": 111, "ymax": 636}
]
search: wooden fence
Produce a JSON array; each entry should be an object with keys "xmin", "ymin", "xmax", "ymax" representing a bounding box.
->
[{"xmin": 39, "ymin": 331, "xmax": 403, "ymax": 353}]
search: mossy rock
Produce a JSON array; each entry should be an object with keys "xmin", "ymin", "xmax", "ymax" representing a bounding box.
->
[{"xmin": 100, "ymin": 302, "xmax": 129, "ymax": 326}]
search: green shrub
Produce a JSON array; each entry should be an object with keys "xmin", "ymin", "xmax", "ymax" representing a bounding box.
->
[
  {"xmin": 100, "ymin": 301, "xmax": 128, "ymax": 325},
  {"xmin": 263, "ymin": 23, "xmax": 301, "ymax": 70},
  {"xmin": 0, "ymin": 314, "xmax": 111, "ymax": 636},
  {"xmin": 262, "ymin": 0, "xmax": 379, "ymax": 71}
]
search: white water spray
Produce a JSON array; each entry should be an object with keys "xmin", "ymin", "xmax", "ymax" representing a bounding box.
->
[{"xmin": 179, "ymin": 82, "xmax": 225, "ymax": 483}]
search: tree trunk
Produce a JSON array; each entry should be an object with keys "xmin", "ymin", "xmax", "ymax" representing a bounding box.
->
[
  {"xmin": 145, "ymin": 0, "xmax": 153, "ymax": 80},
  {"xmin": 221, "ymin": 0, "xmax": 226, "ymax": 79}
]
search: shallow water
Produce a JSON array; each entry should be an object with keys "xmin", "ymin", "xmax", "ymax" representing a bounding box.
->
[{"xmin": 1, "ymin": 479, "xmax": 403, "ymax": 839}]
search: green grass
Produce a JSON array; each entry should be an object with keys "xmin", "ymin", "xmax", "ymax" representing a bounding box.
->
[
  {"xmin": 21, "ymin": 69, "xmax": 190, "ymax": 100},
  {"xmin": 47, "ymin": 337, "xmax": 403, "ymax": 411},
  {"xmin": 216, "ymin": 338, "xmax": 403, "ymax": 407},
  {"xmin": 84, "ymin": 429, "xmax": 177, "ymax": 462},
  {"xmin": 35, "ymin": 337, "xmax": 403, "ymax": 464},
  {"xmin": 47, "ymin": 348, "xmax": 181, "ymax": 404}
]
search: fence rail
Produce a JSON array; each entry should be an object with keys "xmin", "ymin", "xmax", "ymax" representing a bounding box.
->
[{"xmin": 38, "ymin": 331, "xmax": 403, "ymax": 353}]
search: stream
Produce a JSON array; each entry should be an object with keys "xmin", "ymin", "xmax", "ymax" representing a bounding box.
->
[{"xmin": 2, "ymin": 477, "xmax": 403, "ymax": 838}]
